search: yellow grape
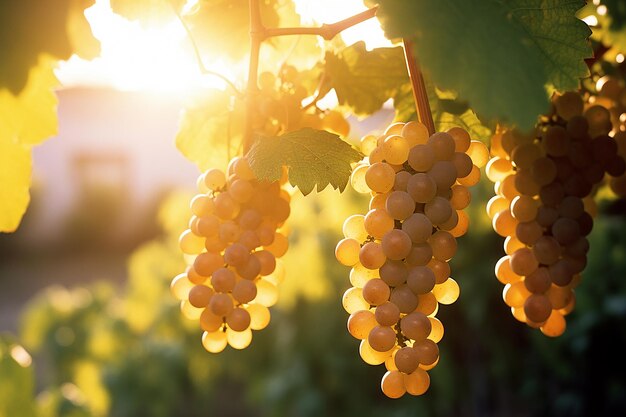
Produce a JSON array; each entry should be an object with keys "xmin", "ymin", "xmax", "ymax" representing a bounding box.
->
[
  {"xmin": 359, "ymin": 339, "xmax": 393, "ymax": 365},
  {"xmin": 348, "ymin": 310, "xmax": 378, "ymax": 339},
  {"xmin": 170, "ymin": 273, "xmax": 193, "ymax": 300},
  {"xmin": 255, "ymin": 278, "xmax": 279, "ymax": 307},
  {"xmin": 202, "ymin": 330, "xmax": 228, "ymax": 353},
  {"xmin": 343, "ymin": 214, "xmax": 368, "ymax": 242},
  {"xmin": 180, "ymin": 300, "xmax": 203, "ymax": 320},
  {"xmin": 466, "ymin": 140, "xmax": 490, "ymax": 168},
  {"xmin": 350, "ymin": 164, "xmax": 370, "ymax": 194},
  {"xmin": 247, "ymin": 303, "xmax": 271, "ymax": 330},
  {"xmin": 403, "ymin": 369, "xmax": 430, "ymax": 396},
  {"xmin": 540, "ymin": 310, "xmax": 566, "ymax": 337},
  {"xmin": 427, "ymin": 317, "xmax": 444, "ymax": 343},
  {"xmin": 486, "ymin": 157, "xmax": 514, "ymax": 182},
  {"xmin": 432, "ymin": 278, "xmax": 460, "ymax": 305},
  {"xmin": 335, "ymin": 238, "xmax": 361, "ymax": 266},
  {"xmin": 402, "ymin": 121, "xmax": 429, "ymax": 146},
  {"xmin": 383, "ymin": 135, "xmax": 411, "ymax": 164},
  {"xmin": 342, "ymin": 287, "xmax": 370, "ymax": 314},
  {"xmin": 381, "ymin": 371, "xmax": 407, "ymax": 399},
  {"xmin": 226, "ymin": 327, "xmax": 253, "ymax": 350},
  {"xmin": 365, "ymin": 162, "xmax": 396, "ymax": 193}
]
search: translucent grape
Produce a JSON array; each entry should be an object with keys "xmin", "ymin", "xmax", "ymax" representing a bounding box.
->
[
  {"xmin": 348, "ymin": 310, "xmax": 378, "ymax": 339},
  {"xmin": 335, "ymin": 238, "xmax": 361, "ymax": 266},
  {"xmin": 381, "ymin": 371, "xmax": 407, "ymax": 399},
  {"xmin": 365, "ymin": 162, "xmax": 396, "ymax": 193},
  {"xmin": 202, "ymin": 330, "xmax": 228, "ymax": 353},
  {"xmin": 375, "ymin": 301, "xmax": 401, "ymax": 326}
]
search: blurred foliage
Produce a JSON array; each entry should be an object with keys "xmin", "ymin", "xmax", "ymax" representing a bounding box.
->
[
  {"xmin": 0, "ymin": 181, "xmax": 622, "ymax": 417},
  {"xmin": 0, "ymin": 335, "xmax": 37, "ymax": 417},
  {"xmin": 0, "ymin": 57, "xmax": 59, "ymax": 233}
]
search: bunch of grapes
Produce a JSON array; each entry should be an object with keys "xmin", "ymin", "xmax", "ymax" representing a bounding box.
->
[
  {"xmin": 486, "ymin": 91, "xmax": 625, "ymax": 336},
  {"xmin": 335, "ymin": 121, "xmax": 487, "ymax": 398},
  {"xmin": 256, "ymin": 65, "xmax": 350, "ymax": 137},
  {"xmin": 170, "ymin": 156, "xmax": 290, "ymax": 352}
]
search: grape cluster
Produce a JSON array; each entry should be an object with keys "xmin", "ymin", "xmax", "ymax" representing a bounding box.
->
[
  {"xmin": 170, "ymin": 157, "xmax": 290, "ymax": 352},
  {"xmin": 335, "ymin": 121, "xmax": 487, "ymax": 398},
  {"xmin": 256, "ymin": 65, "xmax": 350, "ymax": 137},
  {"xmin": 487, "ymin": 91, "xmax": 625, "ymax": 336}
]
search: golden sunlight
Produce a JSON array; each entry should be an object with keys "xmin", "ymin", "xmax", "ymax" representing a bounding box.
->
[
  {"xmin": 57, "ymin": 0, "xmax": 389, "ymax": 93},
  {"xmin": 56, "ymin": 0, "xmax": 229, "ymax": 94}
]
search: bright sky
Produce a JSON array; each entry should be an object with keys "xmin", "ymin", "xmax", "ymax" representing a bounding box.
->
[{"xmin": 56, "ymin": 0, "xmax": 390, "ymax": 94}]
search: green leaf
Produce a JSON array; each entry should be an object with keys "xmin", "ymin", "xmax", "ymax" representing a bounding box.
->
[
  {"xmin": 0, "ymin": 0, "xmax": 99, "ymax": 93},
  {"xmin": 375, "ymin": 0, "xmax": 591, "ymax": 128},
  {"xmin": 325, "ymin": 42, "xmax": 409, "ymax": 115},
  {"xmin": 246, "ymin": 128, "xmax": 363, "ymax": 195},
  {"xmin": 508, "ymin": 0, "xmax": 592, "ymax": 91},
  {"xmin": 175, "ymin": 90, "xmax": 243, "ymax": 171}
]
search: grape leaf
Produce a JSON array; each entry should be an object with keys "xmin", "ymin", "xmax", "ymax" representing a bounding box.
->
[
  {"xmin": 175, "ymin": 90, "xmax": 243, "ymax": 171},
  {"xmin": 508, "ymin": 0, "xmax": 592, "ymax": 92},
  {"xmin": 325, "ymin": 42, "xmax": 409, "ymax": 115},
  {"xmin": 0, "ymin": 0, "xmax": 99, "ymax": 94},
  {"xmin": 246, "ymin": 128, "xmax": 363, "ymax": 195},
  {"xmin": 374, "ymin": 0, "xmax": 591, "ymax": 128}
]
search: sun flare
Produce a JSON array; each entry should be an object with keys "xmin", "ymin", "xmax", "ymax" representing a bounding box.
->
[
  {"xmin": 56, "ymin": 0, "xmax": 233, "ymax": 94},
  {"xmin": 56, "ymin": 0, "xmax": 389, "ymax": 94}
]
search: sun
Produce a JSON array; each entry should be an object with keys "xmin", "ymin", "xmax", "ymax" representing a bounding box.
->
[
  {"xmin": 56, "ymin": 0, "xmax": 232, "ymax": 94},
  {"xmin": 56, "ymin": 0, "xmax": 390, "ymax": 94}
]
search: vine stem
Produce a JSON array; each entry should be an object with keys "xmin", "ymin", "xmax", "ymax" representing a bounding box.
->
[
  {"xmin": 263, "ymin": 7, "xmax": 378, "ymax": 40},
  {"xmin": 242, "ymin": 1, "xmax": 379, "ymax": 153},
  {"xmin": 402, "ymin": 39, "xmax": 435, "ymax": 135}
]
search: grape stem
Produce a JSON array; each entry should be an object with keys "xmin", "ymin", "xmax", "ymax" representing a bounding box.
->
[
  {"xmin": 402, "ymin": 39, "xmax": 436, "ymax": 135},
  {"xmin": 262, "ymin": 7, "xmax": 379, "ymax": 41},
  {"xmin": 243, "ymin": 1, "xmax": 379, "ymax": 153}
]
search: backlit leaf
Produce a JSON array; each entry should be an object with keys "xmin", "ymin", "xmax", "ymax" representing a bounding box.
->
[
  {"xmin": 246, "ymin": 128, "xmax": 362, "ymax": 195},
  {"xmin": 175, "ymin": 90, "xmax": 243, "ymax": 171},
  {"xmin": 325, "ymin": 42, "xmax": 408, "ymax": 115}
]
